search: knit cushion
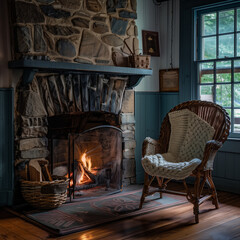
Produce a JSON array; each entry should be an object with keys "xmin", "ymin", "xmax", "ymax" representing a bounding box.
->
[
  {"xmin": 168, "ymin": 109, "xmax": 190, "ymax": 161},
  {"xmin": 142, "ymin": 154, "xmax": 201, "ymax": 180},
  {"xmin": 178, "ymin": 110, "xmax": 215, "ymax": 162}
]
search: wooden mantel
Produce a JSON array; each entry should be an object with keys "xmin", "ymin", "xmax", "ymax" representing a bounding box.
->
[{"xmin": 8, "ymin": 60, "xmax": 152, "ymax": 89}]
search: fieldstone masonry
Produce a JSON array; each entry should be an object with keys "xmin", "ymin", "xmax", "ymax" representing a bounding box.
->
[
  {"xmin": 13, "ymin": 0, "xmax": 138, "ymax": 187},
  {"xmin": 12, "ymin": 0, "xmax": 139, "ymax": 64},
  {"xmin": 15, "ymin": 76, "xmax": 136, "ymax": 186}
]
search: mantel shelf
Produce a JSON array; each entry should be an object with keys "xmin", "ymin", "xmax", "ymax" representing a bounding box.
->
[{"xmin": 8, "ymin": 60, "xmax": 152, "ymax": 88}]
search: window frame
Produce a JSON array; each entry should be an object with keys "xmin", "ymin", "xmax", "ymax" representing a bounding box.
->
[{"xmin": 195, "ymin": 2, "xmax": 240, "ymax": 137}]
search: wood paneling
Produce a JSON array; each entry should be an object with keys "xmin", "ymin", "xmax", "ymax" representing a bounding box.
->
[
  {"xmin": 135, "ymin": 92, "xmax": 161, "ymax": 183},
  {"xmin": 0, "ymin": 88, "xmax": 14, "ymax": 206},
  {"xmin": 135, "ymin": 92, "xmax": 179, "ymax": 183}
]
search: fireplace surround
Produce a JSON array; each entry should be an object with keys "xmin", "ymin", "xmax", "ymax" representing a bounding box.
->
[
  {"xmin": 11, "ymin": 60, "xmax": 152, "ymax": 202},
  {"xmin": 7, "ymin": 0, "xmax": 153, "ymax": 204}
]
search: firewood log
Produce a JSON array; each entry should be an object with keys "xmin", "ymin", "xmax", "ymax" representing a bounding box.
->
[{"xmin": 28, "ymin": 159, "xmax": 42, "ymax": 182}]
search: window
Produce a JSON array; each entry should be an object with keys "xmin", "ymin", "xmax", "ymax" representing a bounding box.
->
[{"xmin": 197, "ymin": 4, "xmax": 240, "ymax": 136}]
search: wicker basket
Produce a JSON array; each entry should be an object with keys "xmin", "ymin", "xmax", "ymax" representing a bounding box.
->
[{"xmin": 21, "ymin": 176, "xmax": 69, "ymax": 209}]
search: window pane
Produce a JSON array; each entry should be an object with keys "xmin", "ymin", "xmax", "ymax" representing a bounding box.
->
[
  {"xmin": 216, "ymin": 61, "xmax": 231, "ymax": 83},
  {"xmin": 202, "ymin": 13, "xmax": 216, "ymax": 36},
  {"xmin": 200, "ymin": 85, "xmax": 213, "ymax": 102},
  {"xmin": 234, "ymin": 109, "xmax": 240, "ymax": 132},
  {"xmin": 234, "ymin": 84, "xmax": 240, "ymax": 107},
  {"xmin": 199, "ymin": 62, "xmax": 214, "ymax": 83},
  {"xmin": 216, "ymin": 84, "xmax": 231, "ymax": 107},
  {"xmin": 202, "ymin": 37, "xmax": 216, "ymax": 59},
  {"xmin": 234, "ymin": 60, "xmax": 240, "ymax": 82},
  {"xmin": 237, "ymin": 33, "xmax": 240, "ymax": 56},
  {"xmin": 226, "ymin": 109, "xmax": 232, "ymax": 132},
  {"xmin": 237, "ymin": 9, "xmax": 240, "ymax": 31},
  {"xmin": 219, "ymin": 34, "xmax": 234, "ymax": 58},
  {"xmin": 219, "ymin": 9, "xmax": 234, "ymax": 34}
]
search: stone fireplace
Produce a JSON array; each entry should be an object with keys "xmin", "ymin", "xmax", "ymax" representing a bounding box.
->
[{"xmin": 9, "ymin": 0, "xmax": 152, "ymax": 202}]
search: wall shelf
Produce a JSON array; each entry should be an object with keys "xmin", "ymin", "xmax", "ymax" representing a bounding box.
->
[{"xmin": 8, "ymin": 60, "xmax": 152, "ymax": 88}]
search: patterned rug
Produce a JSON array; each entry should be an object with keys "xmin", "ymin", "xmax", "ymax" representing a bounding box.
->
[{"xmin": 10, "ymin": 187, "xmax": 187, "ymax": 236}]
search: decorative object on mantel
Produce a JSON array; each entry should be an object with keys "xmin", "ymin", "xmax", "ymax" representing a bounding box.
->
[
  {"xmin": 159, "ymin": 68, "xmax": 179, "ymax": 92},
  {"xmin": 129, "ymin": 54, "xmax": 151, "ymax": 69},
  {"xmin": 142, "ymin": 30, "xmax": 160, "ymax": 57},
  {"xmin": 120, "ymin": 41, "xmax": 151, "ymax": 69}
]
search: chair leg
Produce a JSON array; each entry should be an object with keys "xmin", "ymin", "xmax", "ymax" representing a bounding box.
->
[
  {"xmin": 193, "ymin": 174, "xmax": 201, "ymax": 223},
  {"xmin": 139, "ymin": 172, "xmax": 151, "ymax": 209},
  {"xmin": 156, "ymin": 177, "xmax": 163, "ymax": 199},
  {"xmin": 207, "ymin": 171, "xmax": 219, "ymax": 209}
]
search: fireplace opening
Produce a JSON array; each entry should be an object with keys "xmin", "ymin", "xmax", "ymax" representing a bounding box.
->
[{"xmin": 48, "ymin": 113, "xmax": 122, "ymax": 200}]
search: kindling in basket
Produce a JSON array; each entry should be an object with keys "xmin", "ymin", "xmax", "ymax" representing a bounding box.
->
[{"xmin": 21, "ymin": 176, "xmax": 69, "ymax": 209}]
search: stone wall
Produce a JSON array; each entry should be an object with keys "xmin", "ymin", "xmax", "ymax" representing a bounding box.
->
[
  {"xmin": 121, "ymin": 90, "xmax": 135, "ymax": 186},
  {"xmin": 12, "ymin": 0, "xmax": 139, "ymax": 65},
  {"xmin": 15, "ymin": 74, "xmax": 136, "ymax": 186}
]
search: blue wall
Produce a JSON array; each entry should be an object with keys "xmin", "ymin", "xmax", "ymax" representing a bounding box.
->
[
  {"xmin": 135, "ymin": 92, "xmax": 179, "ymax": 183},
  {"xmin": 0, "ymin": 88, "xmax": 14, "ymax": 206}
]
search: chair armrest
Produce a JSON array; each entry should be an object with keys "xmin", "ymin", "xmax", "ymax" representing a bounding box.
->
[
  {"xmin": 198, "ymin": 140, "xmax": 223, "ymax": 171},
  {"xmin": 142, "ymin": 137, "xmax": 161, "ymax": 157}
]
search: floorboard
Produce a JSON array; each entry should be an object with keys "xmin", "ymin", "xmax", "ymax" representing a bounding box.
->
[{"xmin": 0, "ymin": 182, "xmax": 239, "ymax": 240}]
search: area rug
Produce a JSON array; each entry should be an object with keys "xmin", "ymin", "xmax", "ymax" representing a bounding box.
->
[{"xmin": 10, "ymin": 187, "xmax": 187, "ymax": 236}]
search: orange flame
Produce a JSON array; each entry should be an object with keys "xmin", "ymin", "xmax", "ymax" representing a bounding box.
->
[{"xmin": 77, "ymin": 152, "xmax": 92, "ymax": 185}]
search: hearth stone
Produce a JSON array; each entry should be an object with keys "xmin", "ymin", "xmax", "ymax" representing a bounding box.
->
[
  {"xmin": 58, "ymin": 0, "xmax": 83, "ymax": 9},
  {"xmin": 79, "ymin": 31, "xmax": 110, "ymax": 58},
  {"xmin": 131, "ymin": 0, "xmax": 137, "ymax": 11},
  {"xmin": 102, "ymin": 34, "xmax": 124, "ymax": 47},
  {"xmin": 92, "ymin": 22, "xmax": 109, "ymax": 34},
  {"xmin": 40, "ymin": 5, "xmax": 71, "ymax": 19},
  {"xmin": 56, "ymin": 39, "xmax": 76, "ymax": 58},
  {"xmin": 110, "ymin": 18, "xmax": 128, "ymax": 35},
  {"xmin": 34, "ymin": 25, "xmax": 47, "ymax": 53},
  {"xmin": 123, "ymin": 158, "xmax": 135, "ymax": 178},
  {"xmin": 86, "ymin": 0, "xmax": 102, "ymax": 12},
  {"xmin": 15, "ymin": 26, "xmax": 32, "ymax": 53},
  {"xmin": 20, "ymin": 148, "xmax": 49, "ymax": 159},
  {"xmin": 20, "ymin": 127, "xmax": 48, "ymax": 138},
  {"xmin": 46, "ymin": 25, "xmax": 80, "ymax": 36},
  {"xmin": 18, "ymin": 91, "xmax": 47, "ymax": 117},
  {"xmin": 15, "ymin": 2, "xmax": 45, "ymax": 23},
  {"xmin": 36, "ymin": 0, "xmax": 55, "ymax": 3},
  {"xmin": 121, "ymin": 113, "xmax": 135, "ymax": 125},
  {"xmin": 71, "ymin": 18, "xmax": 90, "ymax": 28},
  {"xmin": 92, "ymin": 16, "xmax": 107, "ymax": 22},
  {"xmin": 19, "ymin": 138, "xmax": 48, "ymax": 151},
  {"xmin": 107, "ymin": 0, "xmax": 128, "ymax": 13},
  {"xmin": 119, "ymin": 10, "xmax": 137, "ymax": 19}
]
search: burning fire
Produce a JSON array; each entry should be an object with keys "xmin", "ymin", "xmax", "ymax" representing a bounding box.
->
[
  {"xmin": 77, "ymin": 153, "xmax": 92, "ymax": 184},
  {"xmin": 66, "ymin": 152, "xmax": 97, "ymax": 188}
]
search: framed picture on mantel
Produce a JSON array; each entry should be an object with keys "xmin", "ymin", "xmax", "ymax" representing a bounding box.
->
[
  {"xmin": 142, "ymin": 30, "xmax": 160, "ymax": 57},
  {"xmin": 159, "ymin": 69, "xmax": 179, "ymax": 92}
]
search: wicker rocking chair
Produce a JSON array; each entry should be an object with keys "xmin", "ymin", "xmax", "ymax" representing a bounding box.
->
[{"xmin": 139, "ymin": 100, "xmax": 230, "ymax": 223}]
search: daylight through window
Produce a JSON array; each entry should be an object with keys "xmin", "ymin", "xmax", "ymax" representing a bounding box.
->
[{"xmin": 197, "ymin": 5, "xmax": 240, "ymax": 135}]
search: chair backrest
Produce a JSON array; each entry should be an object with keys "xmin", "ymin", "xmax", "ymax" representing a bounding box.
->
[{"xmin": 158, "ymin": 100, "xmax": 231, "ymax": 154}]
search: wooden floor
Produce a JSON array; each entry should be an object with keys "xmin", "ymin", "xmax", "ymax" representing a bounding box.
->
[{"xmin": 0, "ymin": 182, "xmax": 240, "ymax": 240}]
